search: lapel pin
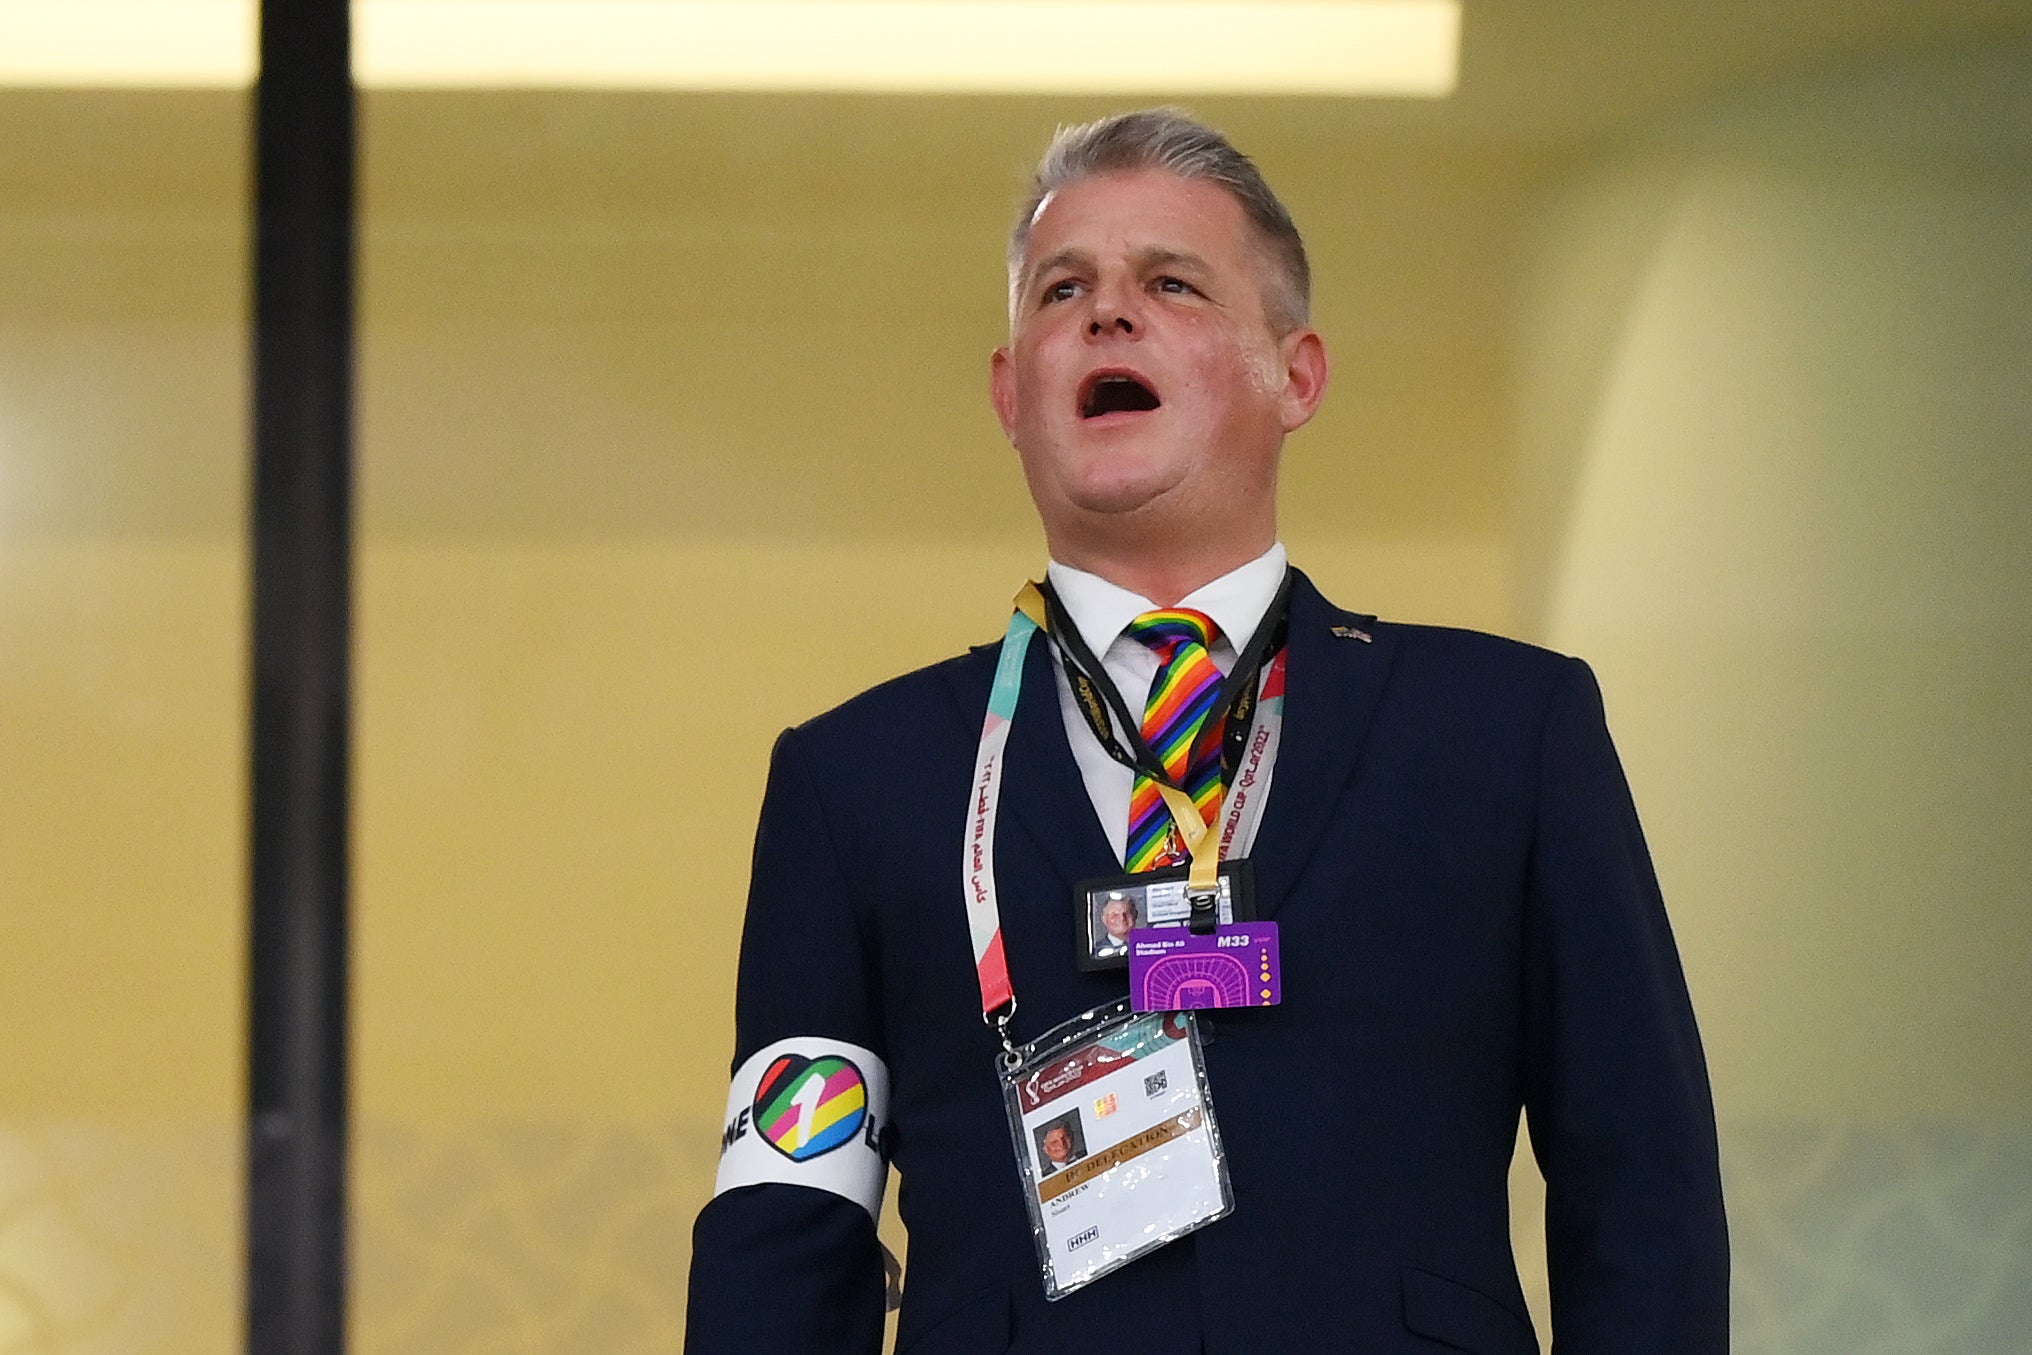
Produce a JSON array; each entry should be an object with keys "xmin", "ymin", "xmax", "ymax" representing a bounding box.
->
[{"xmin": 1330, "ymin": 624, "xmax": 1373, "ymax": 643}]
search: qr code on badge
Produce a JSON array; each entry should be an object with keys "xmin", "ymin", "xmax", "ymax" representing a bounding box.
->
[{"xmin": 1144, "ymin": 1070, "xmax": 1168, "ymax": 1097}]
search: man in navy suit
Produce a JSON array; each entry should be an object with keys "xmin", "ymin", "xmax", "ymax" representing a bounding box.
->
[{"xmin": 687, "ymin": 110, "xmax": 1727, "ymax": 1354}]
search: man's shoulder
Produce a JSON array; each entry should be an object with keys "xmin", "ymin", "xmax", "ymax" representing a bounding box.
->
[
  {"xmin": 1363, "ymin": 619, "xmax": 1590, "ymax": 727},
  {"xmin": 1327, "ymin": 617, "xmax": 1616, "ymax": 763},
  {"xmin": 1292, "ymin": 568, "xmax": 1577, "ymax": 683},
  {"xmin": 1293, "ymin": 574, "xmax": 1588, "ymax": 732},
  {"xmin": 783, "ymin": 641, "xmax": 1003, "ymax": 754},
  {"xmin": 1372, "ymin": 617, "xmax": 1576, "ymax": 677}
]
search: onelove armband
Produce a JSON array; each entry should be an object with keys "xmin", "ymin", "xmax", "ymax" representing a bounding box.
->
[{"xmin": 713, "ymin": 1035, "xmax": 891, "ymax": 1219}]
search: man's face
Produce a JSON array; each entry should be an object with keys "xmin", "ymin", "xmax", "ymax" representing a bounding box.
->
[
  {"xmin": 991, "ymin": 169, "xmax": 1326, "ymax": 552},
  {"xmin": 1102, "ymin": 898, "xmax": 1136, "ymax": 940},
  {"xmin": 1043, "ymin": 1126, "xmax": 1073, "ymax": 1164}
]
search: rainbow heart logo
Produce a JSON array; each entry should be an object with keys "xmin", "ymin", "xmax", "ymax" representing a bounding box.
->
[{"xmin": 752, "ymin": 1053, "xmax": 868, "ymax": 1162}]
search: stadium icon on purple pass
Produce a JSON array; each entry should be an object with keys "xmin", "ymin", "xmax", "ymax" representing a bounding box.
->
[{"xmin": 1139, "ymin": 952, "xmax": 1253, "ymax": 1009}]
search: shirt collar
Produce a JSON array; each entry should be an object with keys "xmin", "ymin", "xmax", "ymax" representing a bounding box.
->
[{"xmin": 1045, "ymin": 543, "xmax": 1289, "ymax": 662}]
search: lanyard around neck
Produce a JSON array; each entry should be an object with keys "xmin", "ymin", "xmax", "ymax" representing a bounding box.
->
[
  {"xmin": 965, "ymin": 585, "xmax": 1289, "ymax": 1060},
  {"xmin": 1038, "ymin": 571, "xmax": 1293, "ymax": 793}
]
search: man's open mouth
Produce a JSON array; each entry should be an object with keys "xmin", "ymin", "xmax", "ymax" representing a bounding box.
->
[{"xmin": 1078, "ymin": 371, "xmax": 1162, "ymax": 419}]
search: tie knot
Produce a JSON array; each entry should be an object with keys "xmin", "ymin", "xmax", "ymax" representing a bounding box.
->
[{"xmin": 1125, "ymin": 608, "xmax": 1219, "ymax": 654}]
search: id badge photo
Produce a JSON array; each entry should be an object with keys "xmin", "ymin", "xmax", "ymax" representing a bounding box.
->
[
  {"xmin": 999, "ymin": 999, "xmax": 1233, "ymax": 1299},
  {"xmin": 1075, "ymin": 859, "xmax": 1256, "ymax": 971}
]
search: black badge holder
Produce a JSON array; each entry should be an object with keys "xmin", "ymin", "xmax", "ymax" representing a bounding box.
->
[{"xmin": 1074, "ymin": 859, "xmax": 1258, "ymax": 971}]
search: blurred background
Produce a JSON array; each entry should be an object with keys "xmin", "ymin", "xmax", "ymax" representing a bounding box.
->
[{"xmin": 1, "ymin": 1, "xmax": 2027, "ymax": 1351}]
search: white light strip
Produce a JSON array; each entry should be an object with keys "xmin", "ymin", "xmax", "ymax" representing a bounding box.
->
[
  {"xmin": 0, "ymin": 1, "xmax": 256, "ymax": 87},
  {"xmin": 360, "ymin": 1, "xmax": 1461, "ymax": 95},
  {"xmin": 0, "ymin": 0, "xmax": 1459, "ymax": 95}
]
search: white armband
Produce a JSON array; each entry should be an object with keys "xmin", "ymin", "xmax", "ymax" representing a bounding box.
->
[{"xmin": 713, "ymin": 1036, "xmax": 891, "ymax": 1219}]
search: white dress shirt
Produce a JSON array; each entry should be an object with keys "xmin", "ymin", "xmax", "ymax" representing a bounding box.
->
[{"xmin": 1046, "ymin": 543, "xmax": 1288, "ymax": 865}]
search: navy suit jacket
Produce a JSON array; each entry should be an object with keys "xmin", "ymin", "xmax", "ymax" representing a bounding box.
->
[{"xmin": 688, "ymin": 571, "xmax": 1727, "ymax": 1354}]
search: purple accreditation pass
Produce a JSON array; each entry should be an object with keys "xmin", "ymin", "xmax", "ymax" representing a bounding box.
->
[{"xmin": 1128, "ymin": 922, "xmax": 1282, "ymax": 1013}]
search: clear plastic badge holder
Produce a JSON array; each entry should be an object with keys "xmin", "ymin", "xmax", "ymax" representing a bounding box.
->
[{"xmin": 1000, "ymin": 998, "xmax": 1233, "ymax": 1299}]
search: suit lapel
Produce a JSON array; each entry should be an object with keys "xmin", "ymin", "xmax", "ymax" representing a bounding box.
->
[
  {"xmin": 1249, "ymin": 569, "xmax": 1399, "ymax": 918},
  {"xmin": 940, "ymin": 633, "xmax": 1117, "ymax": 896},
  {"xmin": 941, "ymin": 570, "xmax": 1395, "ymax": 920},
  {"xmin": 1001, "ymin": 634, "xmax": 1119, "ymax": 889}
]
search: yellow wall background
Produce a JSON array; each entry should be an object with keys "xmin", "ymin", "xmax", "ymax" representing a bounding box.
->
[
  {"xmin": 1513, "ymin": 45, "xmax": 2032, "ymax": 1348},
  {"xmin": 2, "ymin": 25, "xmax": 2028, "ymax": 1355},
  {"xmin": 0, "ymin": 90, "xmax": 246, "ymax": 1355}
]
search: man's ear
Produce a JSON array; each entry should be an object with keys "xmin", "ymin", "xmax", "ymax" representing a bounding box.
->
[
  {"xmin": 990, "ymin": 346, "xmax": 1019, "ymax": 441},
  {"xmin": 1276, "ymin": 329, "xmax": 1330, "ymax": 434}
]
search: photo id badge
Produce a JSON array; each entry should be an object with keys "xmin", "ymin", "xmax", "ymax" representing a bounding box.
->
[
  {"xmin": 1075, "ymin": 859, "xmax": 1256, "ymax": 971},
  {"xmin": 1000, "ymin": 999, "xmax": 1233, "ymax": 1300},
  {"xmin": 1129, "ymin": 921, "xmax": 1282, "ymax": 1013}
]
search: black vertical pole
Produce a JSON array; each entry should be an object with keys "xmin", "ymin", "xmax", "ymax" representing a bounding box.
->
[{"xmin": 247, "ymin": 0, "xmax": 353, "ymax": 1350}]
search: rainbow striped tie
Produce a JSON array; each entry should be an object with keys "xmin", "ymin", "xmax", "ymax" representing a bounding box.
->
[{"xmin": 1124, "ymin": 609, "xmax": 1225, "ymax": 873}]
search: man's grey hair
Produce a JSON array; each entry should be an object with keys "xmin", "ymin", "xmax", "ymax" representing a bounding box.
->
[{"xmin": 1007, "ymin": 108, "xmax": 1311, "ymax": 334}]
